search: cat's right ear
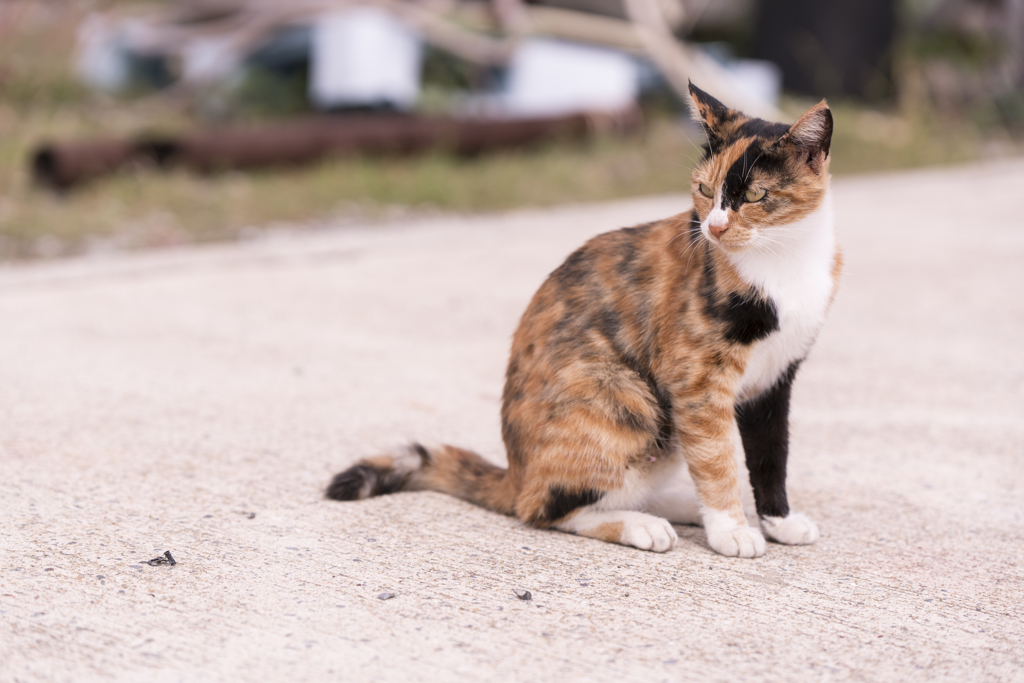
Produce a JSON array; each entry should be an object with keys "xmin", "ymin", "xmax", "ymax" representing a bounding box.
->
[{"xmin": 688, "ymin": 81, "xmax": 733, "ymax": 132}]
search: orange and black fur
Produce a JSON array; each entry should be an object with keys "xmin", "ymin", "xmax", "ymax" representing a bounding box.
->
[{"xmin": 327, "ymin": 83, "xmax": 841, "ymax": 558}]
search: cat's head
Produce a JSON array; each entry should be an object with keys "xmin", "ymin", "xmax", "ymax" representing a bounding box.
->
[{"xmin": 687, "ymin": 82, "xmax": 832, "ymax": 251}]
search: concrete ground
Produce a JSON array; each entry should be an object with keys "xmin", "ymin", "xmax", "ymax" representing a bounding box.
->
[{"xmin": 1, "ymin": 159, "xmax": 1022, "ymax": 683}]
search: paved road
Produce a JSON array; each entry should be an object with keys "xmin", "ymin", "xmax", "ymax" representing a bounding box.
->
[{"xmin": 2, "ymin": 159, "xmax": 1022, "ymax": 682}]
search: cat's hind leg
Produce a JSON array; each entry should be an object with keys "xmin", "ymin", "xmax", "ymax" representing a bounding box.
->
[
  {"xmin": 554, "ymin": 506, "xmax": 677, "ymax": 552},
  {"xmin": 508, "ymin": 360, "xmax": 679, "ymax": 552},
  {"xmin": 519, "ymin": 466, "xmax": 678, "ymax": 552},
  {"xmin": 553, "ymin": 472, "xmax": 677, "ymax": 551}
]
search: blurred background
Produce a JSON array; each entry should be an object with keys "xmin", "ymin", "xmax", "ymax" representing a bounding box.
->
[{"xmin": 0, "ymin": 0, "xmax": 1021, "ymax": 260}]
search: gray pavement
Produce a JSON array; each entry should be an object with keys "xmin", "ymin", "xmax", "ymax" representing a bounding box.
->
[{"xmin": 1, "ymin": 159, "xmax": 1023, "ymax": 683}]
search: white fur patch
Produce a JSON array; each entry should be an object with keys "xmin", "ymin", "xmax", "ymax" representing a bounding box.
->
[
  {"xmin": 595, "ymin": 467, "xmax": 653, "ymax": 512},
  {"xmin": 702, "ymin": 508, "xmax": 766, "ymax": 558},
  {"xmin": 643, "ymin": 460, "xmax": 703, "ymax": 525},
  {"xmin": 761, "ymin": 512, "xmax": 819, "ymax": 545},
  {"xmin": 556, "ymin": 509, "xmax": 677, "ymax": 553},
  {"xmin": 644, "ymin": 485, "xmax": 702, "ymax": 526},
  {"xmin": 729, "ymin": 191, "xmax": 837, "ymax": 401}
]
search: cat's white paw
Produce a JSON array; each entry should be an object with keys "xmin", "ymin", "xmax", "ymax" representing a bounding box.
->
[
  {"xmin": 707, "ymin": 525, "xmax": 766, "ymax": 558},
  {"xmin": 702, "ymin": 509, "xmax": 766, "ymax": 558},
  {"xmin": 620, "ymin": 512, "xmax": 678, "ymax": 553},
  {"xmin": 761, "ymin": 512, "xmax": 819, "ymax": 545}
]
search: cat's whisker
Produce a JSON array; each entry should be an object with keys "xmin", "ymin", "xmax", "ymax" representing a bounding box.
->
[
  {"xmin": 680, "ymin": 130, "xmax": 709, "ymax": 166},
  {"xmin": 744, "ymin": 153, "xmax": 764, "ymax": 183},
  {"xmin": 756, "ymin": 228, "xmax": 812, "ymax": 246},
  {"xmin": 668, "ymin": 221, "xmax": 708, "ymax": 275},
  {"xmin": 755, "ymin": 233, "xmax": 796, "ymax": 253},
  {"xmin": 670, "ymin": 226, "xmax": 702, "ymax": 257},
  {"xmin": 747, "ymin": 241, "xmax": 784, "ymax": 263},
  {"xmin": 697, "ymin": 123, "xmax": 716, "ymax": 164},
  {"xmin": 684, "ymin": 238, "xmax": 706, "ymax": 273},
  {"xmin": 670, "ymin": 157, "xmax": 697, "ymax": 170},
  {"xmin": 682, "ymin": 227, "xmax": 709, "ymax": 273},
  {"xmin": 746, "ymin": 233, "xmax": 795, "ymax": 263},
  {"xmin": 766, "ymin": 223, "xmax": 813, "ymax": 233}
]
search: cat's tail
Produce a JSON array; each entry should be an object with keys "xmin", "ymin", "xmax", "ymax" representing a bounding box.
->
[{"xmin": 325, "ymin": 443, "xmax": 517, "ymax": 515}]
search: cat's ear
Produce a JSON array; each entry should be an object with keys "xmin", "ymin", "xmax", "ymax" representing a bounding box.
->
[
  {"xmin": 779, "ymin": 101, "xmax": 833, "ymax": 173},
  {"xmin": 688, "ymin": 81, "xmax": 734, "ymax": 132}
]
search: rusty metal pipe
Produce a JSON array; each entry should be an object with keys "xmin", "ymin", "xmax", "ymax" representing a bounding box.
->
[
  {"xmin": 30, "ymin": 110, "xmax": 642, "ymax": 190},
  {"xmin": 32, "ymin": 139, "xmax": 143, "ymax": 191}
]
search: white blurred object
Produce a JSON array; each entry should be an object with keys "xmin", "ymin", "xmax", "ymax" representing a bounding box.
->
[
  {"xmin": 76, "ymin": 14, "xmax": 130, "ymax": 92},
  {"xmin": 698, "ymin": 44, "xmax": 782, "ymax": 107},
  {"xmin": 181, "ymin": 36, "xmax": 242, "ymax": 86},
  {"xmin": 502, "ymin": 39, "xmax": 639, "ymax": 116},
  {"xmin": 309, "ymin": 8, "xmax": 423, "ymax": 110},
  {"xmin": 726, "ymin": 59, "xmax": 782, "ymax": 107}
]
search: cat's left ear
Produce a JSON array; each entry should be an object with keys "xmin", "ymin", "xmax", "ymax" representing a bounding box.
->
[{"xmin": 779, "ymin": 101, "xmax": 833, "ymax": 174}]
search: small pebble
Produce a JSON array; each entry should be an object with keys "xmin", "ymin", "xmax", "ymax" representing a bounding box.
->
[
  {"xmin": 378, "ymin": 592, "xmax": 396, "ymax": 601},
  {"xmin": 143, "ymin": 551, "xmax": 176, "ymax": 566},
  {"xmin": 514, "ymin": 589, "xmax": 532, "ymax": 600}
]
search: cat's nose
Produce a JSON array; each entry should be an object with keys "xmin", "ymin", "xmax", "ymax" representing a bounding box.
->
[{"xmin": 710, "ymin": 223, "xmax": 729, "ymax": 239}]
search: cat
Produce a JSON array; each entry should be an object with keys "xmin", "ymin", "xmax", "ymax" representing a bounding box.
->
[{"xmin": 326, "ymin": 82, "xmax": 841, "ymax": 558}]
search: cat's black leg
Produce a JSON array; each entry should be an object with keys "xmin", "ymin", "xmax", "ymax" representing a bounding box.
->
[
  {"xmin": 736, "ymin": 361, "xmax": 819, "ymax": 545},
  {"xmin": 736, "ymin": 362, "xmax": 797, "ymax": 518}
]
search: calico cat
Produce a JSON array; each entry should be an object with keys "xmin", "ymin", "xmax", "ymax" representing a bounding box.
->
[{"xmin": 326, "ymin": 82, "xmax": 841, "ymax": 558}]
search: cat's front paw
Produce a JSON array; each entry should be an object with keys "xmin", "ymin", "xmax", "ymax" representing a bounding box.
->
[
  {"xmin": 706, "ymin": 525, "xmax": 766, "ymax": 558},
  {"xmin": 702, "ymin": 509, "xmax": 766, "ymax": 558},
  {"xmin": 761, "ymin": 512, "xmax": 819, "ymax": 545}
]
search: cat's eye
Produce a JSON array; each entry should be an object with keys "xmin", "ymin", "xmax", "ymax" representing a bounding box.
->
[
  {"xmin": 699, "ymin": 183, "xmax": 715, "ymax": 198},
  {"xmin": 744, "ymin": 188, "xmax": 766, "ymax": 202}
]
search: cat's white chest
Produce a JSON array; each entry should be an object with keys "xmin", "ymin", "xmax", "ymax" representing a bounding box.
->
[{"xmin": 728, "ymin": 195, "xmax": 837, "ymax": 402}]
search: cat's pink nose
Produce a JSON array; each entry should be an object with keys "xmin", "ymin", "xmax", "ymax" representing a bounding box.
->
[{"xmin": 710, "ymin": 223, "xmax": 729, "ymax": 239}]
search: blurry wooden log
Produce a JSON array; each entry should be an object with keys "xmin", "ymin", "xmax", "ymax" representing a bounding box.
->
[
  {"xmin": 524, "ymin": 5, "xmax": 646, "ymax": 52},
  {"xmin": 622, "ymin": 0, "xmax": 783, "ymax": 120},
  {"xmin": 122, "ymin": 0, "xmax": 515, "ymax": 80},
  {"xmin": 30, "ymin": 110, "xmax": 642, "ymax": 190},
  {"xmin": 492, "ymin": 0, "xmax": 531, "ymax": 35},
  {"xmin": 388, "ymin": 0, "xmax": 514, "ymax": 65},
  {"xmin": 531, "ymin": 0, "xmax": 686, "ymax": 28}
]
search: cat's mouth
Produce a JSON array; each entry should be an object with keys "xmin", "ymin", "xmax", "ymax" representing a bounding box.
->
[{"xmin": 702, "ymin": 224, "xmax": 748, "ymax": 252}]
